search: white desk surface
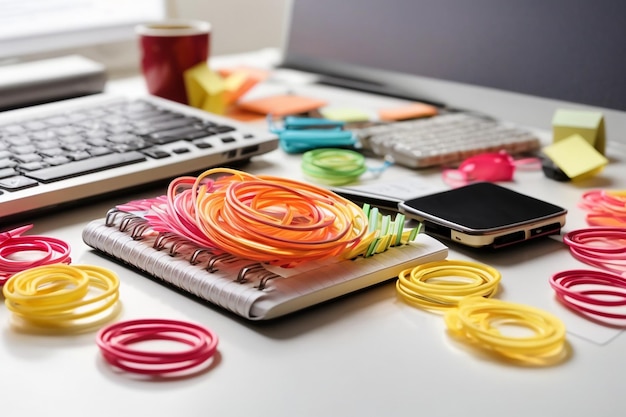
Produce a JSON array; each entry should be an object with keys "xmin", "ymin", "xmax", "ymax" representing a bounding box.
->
[{"xmin": 2, "ymin": 52, "xmax": 626, "ymax": 417}]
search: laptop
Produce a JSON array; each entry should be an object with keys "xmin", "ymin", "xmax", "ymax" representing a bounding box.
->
[{"xmin": 0, "ymin": 91, "xmax": 279, "ymax": 225}]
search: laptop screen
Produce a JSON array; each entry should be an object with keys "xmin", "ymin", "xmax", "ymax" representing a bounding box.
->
[{"xmin": 282, "ymin": 0, "xmax": 626, "ymax": 113}]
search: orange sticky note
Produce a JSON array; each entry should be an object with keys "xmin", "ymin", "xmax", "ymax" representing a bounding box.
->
[
  {"xmin": 378, "ymin": 102, "xmax": 438, "ymax": 121},
  {"xmin": 218, "ymin": 66, "xmax": 271, "ymax": 82},
  {"xmin": 238, "ymin": 95, "xmax": 327, "ymax": 116},
  {"xmin": 224, "ymin": 106, "xmax": 266, "ymax": 122}
]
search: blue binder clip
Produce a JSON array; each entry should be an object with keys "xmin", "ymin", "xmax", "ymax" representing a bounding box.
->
[
  {"xmin": 268, "ymin": 115, "xmax": 358, "ymax": 153},
  {"xmin": 282, "ymin": 116, "xmax": 346, "ymax": 130}
]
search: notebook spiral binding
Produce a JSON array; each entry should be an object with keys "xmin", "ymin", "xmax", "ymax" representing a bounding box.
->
[
  {"xmin": 84, "ymin": 206, "xmax": 448, "ymax": 320},
  {"xmin": 103, "ymin": 208, "xmax": 283, "ymax": 290}
]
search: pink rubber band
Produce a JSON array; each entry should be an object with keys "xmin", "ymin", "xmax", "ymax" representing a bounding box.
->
[
  {"xmin": 579, "ymin": 190, "xmax": 626, "ymax": 227},
  {"xmin": 550, "ymin": 269, "xmax": 626, "ymax": 323},
  {"xmin": 96, "ymin": 318, "xmax": 219, "ymax": 375},
  {"xmin": 0, "ymin": 225, "xmax": 71, "ymax": 285},
  {"xmin": 563, "ymin": 227, "xmax": 626, "ymax": 275}
]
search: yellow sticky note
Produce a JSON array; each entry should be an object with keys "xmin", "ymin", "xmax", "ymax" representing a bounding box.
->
[
  {"xmin": 552, "ymin": 109, "xmax": 606, "ymax": 155},
  {"xmin": 183, "ymin": 62, "xmax": 227, "ymax": 114},
  {"xmin": 542, "ymin": 134, "xmax": 608, "ymax": 180},
  {"xmin": 319, "ymin": 107, "xmax": 372, "ymax": 122},
  {"xmin": 223, "ymin": 71, "xmax": 257, "ymax": 105}
]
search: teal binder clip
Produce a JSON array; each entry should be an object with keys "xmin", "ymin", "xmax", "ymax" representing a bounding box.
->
[
  {"xmin": 283, "ymin": 116, "xmax": 346, "ymax": 130},
  {"xmin": 268, "ymin": 115, "xmax": 357, "ymax": 153}
]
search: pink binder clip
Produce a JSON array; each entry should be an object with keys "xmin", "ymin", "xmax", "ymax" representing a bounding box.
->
[{"xmin": 442, "ymin": 150, "xmax": 540, "ymax": 187}]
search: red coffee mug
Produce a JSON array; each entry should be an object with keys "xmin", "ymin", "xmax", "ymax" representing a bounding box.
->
[{"xmin": 136, "ymin": 20, "xmax": 211, "ymax": 104}]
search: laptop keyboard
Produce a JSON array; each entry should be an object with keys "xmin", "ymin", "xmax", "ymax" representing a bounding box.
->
[
  {"xmin": 0, "ymin": 94, "xmax": 278, "ymax": 224},
  {"xmin": 354, "ymin": 112, "xmax": 541, "ymax": 168}
]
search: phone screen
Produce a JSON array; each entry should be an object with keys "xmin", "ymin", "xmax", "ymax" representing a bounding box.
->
[{"xmin": 399, "ymin": 182, "xmax": 567, "ymax": 231}]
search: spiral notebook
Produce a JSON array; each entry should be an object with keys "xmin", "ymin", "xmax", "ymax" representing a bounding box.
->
[{"xmin": 82, "ymin": 209, "xmax": 448, "ymax": 320}]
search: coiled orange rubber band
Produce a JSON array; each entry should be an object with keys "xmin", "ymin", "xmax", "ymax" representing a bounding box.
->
[
  {"xmin": 444, "ymin": 296, "xmax": 568, "ymax": 365},
  {"xmin": 3, "ymin": 264, "xmax": 121, "ymax": 333},
  {"xmin": 190, "ymin": 168, "xmax": 368, "ymax": 267},
  {"xmin": 396, "ymin": 260, "xmax": 501, "ymax": 311},
  {"xmin": 122, "ymin": 168, "xmax": 418, "ymax": 267}
]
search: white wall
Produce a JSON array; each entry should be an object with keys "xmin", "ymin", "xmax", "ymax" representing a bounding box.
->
[
  {"xmin": 169, "ymin": 0, "xmax": 290, "ymax": 55},
  {"xmin": 12, "ymin": 0, "xmax": 290, "ymax": 78}
]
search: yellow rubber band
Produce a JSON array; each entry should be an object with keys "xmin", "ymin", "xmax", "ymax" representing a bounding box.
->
[
  {"xmin": 396, "ymin": 260, "xmax": 501, "ymax": 311},
  {"xmin": 444, "ymin": 296, "xmax": 568, "ymax": 365},
  {"xmin": 3, "ymin": 264, "xmax": 121, "ymax": 333}
]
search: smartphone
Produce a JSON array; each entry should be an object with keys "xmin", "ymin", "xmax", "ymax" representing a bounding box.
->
[{"xmin": 397, "ymin": 182, "xmax": 567, "ymax": 248}]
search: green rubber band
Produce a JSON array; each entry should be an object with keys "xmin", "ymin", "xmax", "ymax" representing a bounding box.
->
[{"xmin": 301, "ymin": 148, "xmax": 368, "ymax": 185}]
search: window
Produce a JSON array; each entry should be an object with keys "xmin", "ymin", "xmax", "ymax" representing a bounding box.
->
[{"xmin": 0, "ymin": 0, "xmax": 166, "ymax": 60}]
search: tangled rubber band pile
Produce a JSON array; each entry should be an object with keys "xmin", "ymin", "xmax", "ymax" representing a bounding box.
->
[
  {"xmin": 396, "ymin": 259, "xmax": 568, "ymax": 365},
  {"xmin": 119, "ymin": 168, "xmax": 419, "ymax": 268},
  {"xmin": 579, "ymin": 189, "xmax": 626, "ymax": 227}
]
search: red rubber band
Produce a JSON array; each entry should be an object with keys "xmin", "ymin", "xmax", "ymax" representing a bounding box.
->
[
  {"xmin": 563, "ymin": 227, "xmax": 626, "ymax": 275},
  {"xmin": 550, "ymin": 269, "xmax": 626, "ymax": 322},
  {"xmin": 96, "ymin": 319, "xmax": 219, "ymax": 375},
  {"xmin": 0, "ymin": 225, "xmax": 71, "ymax": 285}
]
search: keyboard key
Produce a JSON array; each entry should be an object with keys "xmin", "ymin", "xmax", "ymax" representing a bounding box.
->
[
  {"xmin": 0, "ymin": 175, "xmax": 39, "ymax": 191},
  {"xmin": 0, "ymin": 167, "xmax": 18, "ymax": 178},
  {"xmin": 25, "ymin": 151, "xmax": 147, "ymax": 183},
  {"xmin": 148, "ymin": 125, "xmax": 210, "ymax": 142},
  {"xmin": 142, "ymin": 148, "xmax": 171, "ymax": 159}
]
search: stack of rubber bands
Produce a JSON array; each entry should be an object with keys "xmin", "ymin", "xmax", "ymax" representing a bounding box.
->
[
  {"xmin": 549, "ymin": 269, "xmax": 626, "ymax": 326},
  {"xmin": 563, "ymin": 227, "xmax": 626, "ymax": 276},
  {"xmin": 3, "ymin": 264, "xmax": 121, "ymax": 333},
  {"xmin": 0, "ymin": 224, "xmax": 72, "ymax": 286},
  {"xmin": 573, "ymin": 189, "xmax": 626, "ymax": 275},
  {"xmin": 125, "ymin": 167, "xmax": 418, "ymax": 268},
  {"xmin": 396, "ymin": 259, "xmax": 568, "ymax": 365},
  {"xmin": 578, "ymin": 189, "xmax": 626, "ymax": 227},
  {"xmin": 0, "ymin": 225, "xmax": 122, "ymax": 332},
  {"xmin": 0, "ymin": 224, "xmax": 219, "ymax": 376},
  {"xmin": 550, "ymin": 189, "xmax": 626, "ymax": 325},
  {"xmin": 96, "ymin": 319, "xmax": 219, "ymax": 376}
]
